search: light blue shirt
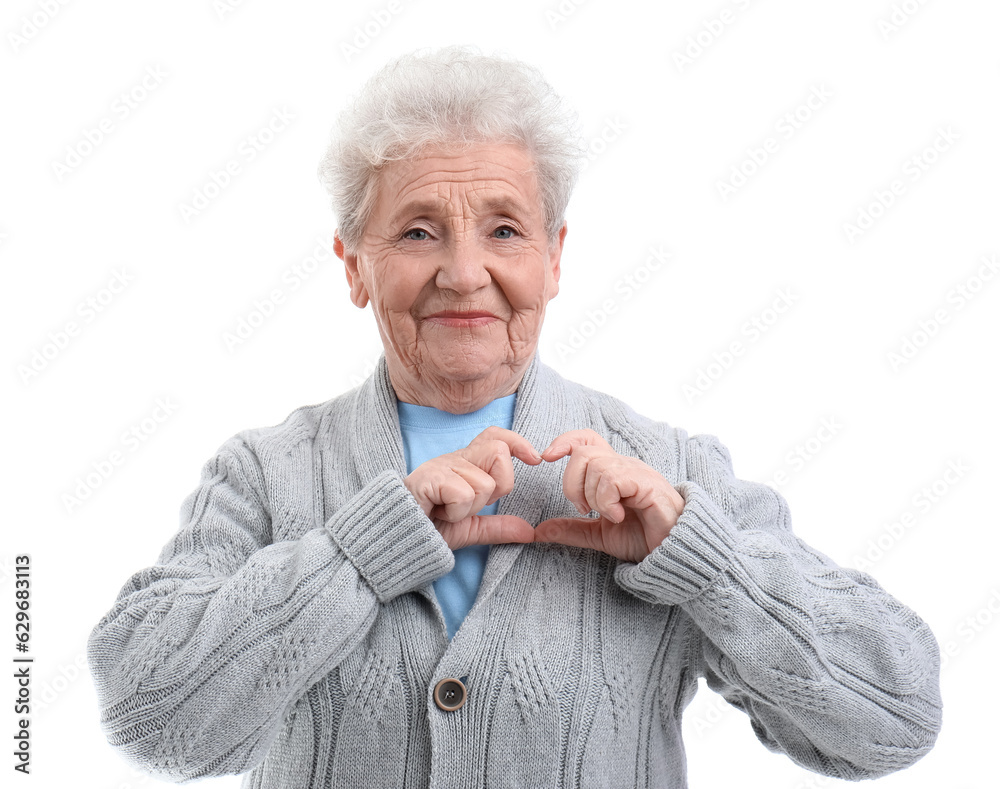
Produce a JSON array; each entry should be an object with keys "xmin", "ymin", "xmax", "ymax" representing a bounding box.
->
[{"xmin": 396, "ymin": 392, "xmax": 517, "ymax": 640}]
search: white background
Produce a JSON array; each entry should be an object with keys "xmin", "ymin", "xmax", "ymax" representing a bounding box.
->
[{"xmin": 3, "ymin": 0, "xmax": 998, "ymax": 787}]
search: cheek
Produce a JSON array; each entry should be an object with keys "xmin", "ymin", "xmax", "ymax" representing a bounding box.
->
[
  {"xmin": 369, "ymin": 258, "xmax": 430, "ymax": 312},
  {"xmin": 499, "ymin": 263, "xmax": 552, "ymax": 312}
]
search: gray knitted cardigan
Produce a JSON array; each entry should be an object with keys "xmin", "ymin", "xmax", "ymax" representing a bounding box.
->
[{"xmin": 88, "ymin": 353, "xmax": 942, "ymax": 788}]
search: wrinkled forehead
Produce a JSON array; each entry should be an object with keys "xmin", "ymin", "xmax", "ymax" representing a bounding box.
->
[{"xmin": 370, "ymin": 143, "xmax": 542, "ymax": 227}]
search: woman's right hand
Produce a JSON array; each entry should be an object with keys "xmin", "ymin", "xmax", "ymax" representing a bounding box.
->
[{"xmin": 403, "ymin": 426, "xmax": 542, "ymax": 550}]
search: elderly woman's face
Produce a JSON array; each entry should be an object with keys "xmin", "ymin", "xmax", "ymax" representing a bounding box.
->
[{"xmin": 338, "ymin": 143, "xmax": 566, "ymax": 410}]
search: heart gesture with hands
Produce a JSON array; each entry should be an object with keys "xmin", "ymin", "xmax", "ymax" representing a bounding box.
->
[
  {"xmin": 403, "ymin": 426, "xmax": 686, "ymax": 563},
  {"xmin": 403, "ymin": 426, "xmax": 543, "ymax": 551},
  {"xmin": 534, "ymin": 429, "xmax": 686, "ymax": 563}
]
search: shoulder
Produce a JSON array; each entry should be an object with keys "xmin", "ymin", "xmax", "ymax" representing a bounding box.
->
[
  {"xmin": 534, "ymin": 362, "xmax": 749, "ymax": 483},
  {"xmin": 537, "ymin": 360, "xmax": 690, "ymax": 464},
  {"xmin": 214, "ymin": 386, "xmax": 361, "ymax": 463}
]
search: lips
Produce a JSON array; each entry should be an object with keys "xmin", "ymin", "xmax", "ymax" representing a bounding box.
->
[
  {"xmin": 429, "ymin": 310, "xmax": 496, "ymax": 319},
  {"xmin": 425, "ymin": 310, "xmax": 498, "ymax": 327}
]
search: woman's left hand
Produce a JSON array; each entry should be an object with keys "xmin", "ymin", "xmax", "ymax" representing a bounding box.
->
[{"xmin": 534, "ymin": 429, "xmax": 685, "ymax": 563}]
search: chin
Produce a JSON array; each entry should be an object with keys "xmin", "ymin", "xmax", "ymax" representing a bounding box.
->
[{"xmin": 425, "ymin": 345, "xmax": 511, "ymax": 383}]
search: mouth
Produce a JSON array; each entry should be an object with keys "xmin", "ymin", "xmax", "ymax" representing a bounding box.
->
[{"xmin": 424, "ymin": 310, "xmax": 499, "ymax": 328}]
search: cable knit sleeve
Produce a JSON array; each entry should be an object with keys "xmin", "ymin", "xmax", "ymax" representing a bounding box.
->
[
  {"xmin": 613, "ymin": 432, "xmax": 942, "ymax": 780},
  {"xmin": 87, "ymin": 436, "xmax": 454, "ymax": 783}
]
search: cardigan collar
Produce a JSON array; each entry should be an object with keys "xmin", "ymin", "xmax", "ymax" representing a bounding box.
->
[{"xmin": 348, "ymin": 350, "xmax": 572, "ymax": 600}]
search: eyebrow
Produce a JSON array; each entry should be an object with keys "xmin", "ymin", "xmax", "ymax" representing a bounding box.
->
[
  {"xmin": 387, "ymin": 200, "xmax": 440, "ymax": 226},
  {"xmin": 480, "ymin": 197, "xmax": 526, "ymax": 217},
  {"xmin": 387, "ymin": 196, "xmax": 529, "ymax": 227}
]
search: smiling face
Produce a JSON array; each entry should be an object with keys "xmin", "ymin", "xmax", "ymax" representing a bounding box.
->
[{"xmin": 335, "ymin": 143, "xmax": 566, "ymax": 413}]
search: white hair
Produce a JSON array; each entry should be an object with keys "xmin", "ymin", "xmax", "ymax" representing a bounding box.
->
[{"xmin": 317, "ymin": 46, "xmax": 584, "ymax": 251}]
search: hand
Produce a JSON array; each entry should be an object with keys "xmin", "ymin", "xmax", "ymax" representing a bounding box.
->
[
  {"xmin": 534, "ymin": 429, "xmax": 685, "ymax": 563},
  {"xmin": 404, "ymin": 426, "xmax": 542, "ymax": 550}
]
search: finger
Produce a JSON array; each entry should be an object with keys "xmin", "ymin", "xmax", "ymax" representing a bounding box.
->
[
  {"xmin": 433, "ymin": 465, "xmax": 496, "ymax": 523},
  {"xmin": 533, "ymin": 517, "xmax": 647, "ymax": 563},
  {"xmin": 532, "ymin": 517, "xmax": 606, "ymax": 553},
  {"xmin": 468, "ymin": 514, "xmax": 536, "ymax": 546},
  {"xmin": 438, "ymin": 514, "xmax": 535, "ymax": 550},
  {"xmin": 584, "ymin": 468, "xmax": 625, "ymax": 523},
  {"xmin": 583, "ymin": 456, "xmax": 605, "ymax": 517},
  {"xmin": 461, "ymin": 440, "xmax": 516, "ymax": 504},
  {"xmin": 561, "ymin": 446, "xmax": 603, "ymax": 515},
  {"xmin": 540, "ymin": 428, "xmax": 612, "ymax": 462},
  {"xmin": 471, "ymin": 426, "xmax": 542, "ymax": 465}
]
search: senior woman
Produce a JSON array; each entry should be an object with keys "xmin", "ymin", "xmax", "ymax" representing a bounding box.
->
[{"xmin": 89, "ymin": 47, "xmax": 941, "ymax": 789}]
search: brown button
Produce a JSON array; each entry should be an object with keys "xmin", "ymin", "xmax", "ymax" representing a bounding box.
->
[{"xmin": 433, "ymin": 677, "xmax": 467, "ymax": 711}]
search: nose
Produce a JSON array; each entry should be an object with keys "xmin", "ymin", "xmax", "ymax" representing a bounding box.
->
[{"xmin": 434, "ymin": 237, "xmax": 492, "ymax": 295}]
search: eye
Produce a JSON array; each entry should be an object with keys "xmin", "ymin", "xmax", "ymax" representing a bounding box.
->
[
  {"xmin": 403, "ymin": 228, "xmax": 430, "ymax": 241},
  {"xmin": 493, "ymin": 226, "xmax": 516, "ymax": 240}
]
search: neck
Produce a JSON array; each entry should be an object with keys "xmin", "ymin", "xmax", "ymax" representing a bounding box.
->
[{"xmin": 385, "ymin": 357, "xmax": 529, "ymax": 414}]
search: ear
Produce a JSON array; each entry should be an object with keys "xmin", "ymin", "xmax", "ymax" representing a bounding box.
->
[
  {"xmin": 334, "ymin": 231, "xmax": 369, "ymax": 309},
  {"xmin": 548, "ymin": 222, "xmax": 567, "ymax": 297}
]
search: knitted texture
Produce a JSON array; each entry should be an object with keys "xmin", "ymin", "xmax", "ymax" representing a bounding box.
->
[{"xmin": 87, "ymin": 353, "xmax": 942, "ymax": 787}]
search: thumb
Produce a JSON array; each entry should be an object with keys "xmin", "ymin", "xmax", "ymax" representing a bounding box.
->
[
  {"xmin": 440, "ymin": 514, "xmax": 535, "ymax": 550},
  {"xmin": 533, "ymin": 517, "xmax": 603, "ymax": 551}
]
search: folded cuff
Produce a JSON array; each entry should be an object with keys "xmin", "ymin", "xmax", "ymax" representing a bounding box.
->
[
  {"xmin": 326, "ymin": 470, "xmax": 454, "ymax": 602},
  {"xmin": 614, "ymin": 480, "xmax": 739, "ymax": 606}
]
